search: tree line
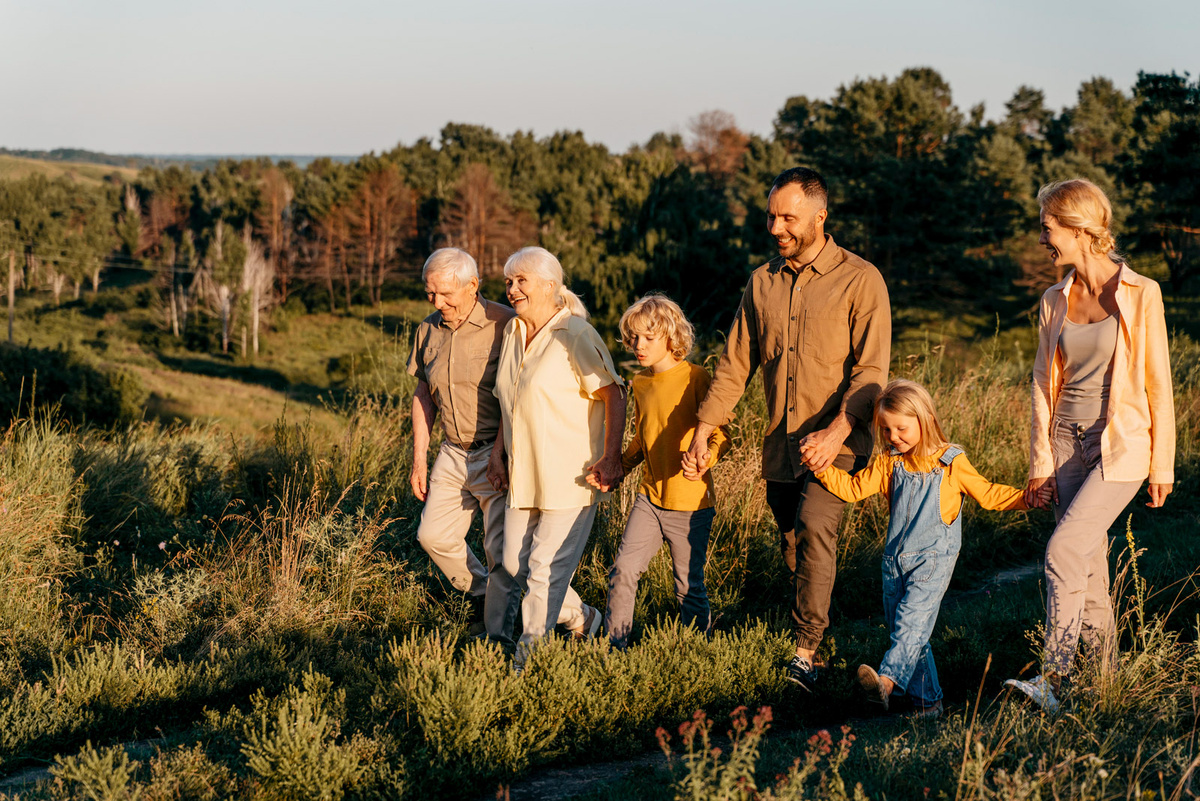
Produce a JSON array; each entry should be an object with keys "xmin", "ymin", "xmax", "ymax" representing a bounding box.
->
[{"xmin": 1, "ymin": 68, "xmax": 1197, "ymax": 352}]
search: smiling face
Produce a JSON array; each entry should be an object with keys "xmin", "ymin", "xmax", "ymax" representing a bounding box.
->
[
  {"xmin": 1038, "ymin": 209, "xmax": 1084, "ymax": 270},
  {"xmin": 877, "ymin": 409, "xmax": 922, "ymax": 456},
  {"xmin": 767, "ymin": 183, "xmax": 827, "ymax": 263},
  {"xmin": 626, "ymin": 325, "xmax": 678, "ymax": 373},
  {"xmin": 425, "ymin": 271, "xmax": 479, "ymax": 329},
  {"xmin": 505, "ymin": 271, "xmax": 556, "ymax": 321}
]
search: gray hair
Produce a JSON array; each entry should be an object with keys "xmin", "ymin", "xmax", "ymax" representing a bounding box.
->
[
  {"xmin": 422, "ymin": 248, "xmax": 479, "ymax": 286},
  {"xmin": 503, "ymin": 246, "xmax": 588, "ymax": 319}
]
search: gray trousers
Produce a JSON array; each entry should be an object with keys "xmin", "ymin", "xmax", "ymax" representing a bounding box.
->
[
  {"xmin": 604, "ymin": 494, "xmax": 714, "ymax": 649},
  {"xmin": 1044, "ymin": 419, "xmax": 1142, "ymax": 675}
]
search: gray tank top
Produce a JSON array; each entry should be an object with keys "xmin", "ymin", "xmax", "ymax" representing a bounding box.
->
[{"xmin": 1057, "ymin": 313, "xmax": 1118, "ymax": 427}]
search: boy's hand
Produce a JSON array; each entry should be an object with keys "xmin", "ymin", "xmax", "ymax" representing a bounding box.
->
[
  {"xmin": 682, "ymin": 451, "xmax": 710, "ymax": 481},
  {"xmin": 799, "ymin": 440, "xmax": 820, "ymax": 472}
]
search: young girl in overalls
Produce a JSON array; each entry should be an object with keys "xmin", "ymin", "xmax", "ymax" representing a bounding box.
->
[{"xmin": 802, "ymin": 379, "xmax": 1037, "ymax": 717}]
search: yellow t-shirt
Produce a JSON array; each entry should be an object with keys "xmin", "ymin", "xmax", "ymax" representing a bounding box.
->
[
  {"xmin": 622, "ymin": 361, "xmax": 731, "ymax": 511},
  {"xmin": 815, "ymin": 446, "xmax": 1028, "ymax": 524},
  {"xmin": 494, "ymin": 307, "xmax": 623, "ymax": 510}
]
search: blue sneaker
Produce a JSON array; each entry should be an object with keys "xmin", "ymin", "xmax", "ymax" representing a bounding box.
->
[{"xmin": 786, "ymin": 655, "xmax": 819, "ymax": 691}]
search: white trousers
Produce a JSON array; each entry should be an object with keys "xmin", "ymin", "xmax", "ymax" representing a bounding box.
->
[{"xmin": 502, "ymin": 505, "xmax": 594, "ymax": 654}]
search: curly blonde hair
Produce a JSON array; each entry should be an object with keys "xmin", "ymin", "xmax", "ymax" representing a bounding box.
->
[
  {"xmin": 618, "ymin": 293, "xmax": 694, "ymax": 360},
  {"xmin": 1037, "ymin": 179, "xmax": 1121, "ymax": 259}
]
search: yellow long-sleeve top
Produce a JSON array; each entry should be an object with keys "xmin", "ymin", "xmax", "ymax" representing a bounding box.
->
[
  {"xmin": 621, "ymin": 361, "xmax": 732, "ymax": 511},
  {"xmin": 814, "ymin": 446, "xmax": 1029, "ymax": 524}
]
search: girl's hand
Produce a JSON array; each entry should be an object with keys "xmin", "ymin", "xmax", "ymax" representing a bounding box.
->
[
  {"xmin": 1025, "ymin": 476, "xmax": 1057, "ymax": 509},
  {"xmin": 1146, "ymin": 483, "xmax": 1172, "ymax": 508}
]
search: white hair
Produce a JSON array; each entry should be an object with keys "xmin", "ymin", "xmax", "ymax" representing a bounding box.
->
[
  {"xmin": 422, "ymin": 248, "xmax": 479, "ymax": 286},
  {"xmin": 502, "ymin": 246, "xmax": 588, "ymax": 319}
]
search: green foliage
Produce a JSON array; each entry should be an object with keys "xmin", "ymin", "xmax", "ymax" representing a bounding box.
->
[
  {"xmin": 0, "ymin": 344, "xmax": 146, "ymax": 427},
  {"xmin": 237, "ymin": 672, "xmax": 366, "ymax": 801},
  {"xmin": 51, "ymin": 741, "xmax": 141, "ymax": 801}
]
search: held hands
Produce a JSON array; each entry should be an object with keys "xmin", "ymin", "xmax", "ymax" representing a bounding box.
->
[
  {"xmin": 798, "ymin": 423, "xmax": 848, "ymax": 474},
  {"xmin": 683, "ymin": 423, "xmax": 717, "ymax": 481},
  {"xmin": 1024, "ymin": 476, "xmax": 1056, "ymax": 510},
  {"xmin": 585, "ymin": 455, "xmax": 624, "ymax": 493}
]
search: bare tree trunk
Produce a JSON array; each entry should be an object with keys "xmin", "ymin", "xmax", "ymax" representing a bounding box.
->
[
  {"xmin": 73, "ymin": 281, "xmax": 82, "ymax": 299},
  {"xmin": 251, "ymin": 284, "xmax": 260, "ymax": 356},
  {"xmin": 241, "ymin": 325, "xmax": 247, "ymax": 358},
  {"xmin": 7, "ymin": 251, "xmax": 15, "ymax": 343},
  {"xmin": 170, "ymin": 285, "xmax": 180, "ymax": 337},
  {"xmin": 220, "ymin": 288, "xmax": 230, "ymax": 352},
  {"xmin": 90, "ymin": 267, "xmax": 101, "ymax": 293}
]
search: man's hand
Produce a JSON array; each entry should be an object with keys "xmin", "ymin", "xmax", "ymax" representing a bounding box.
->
[
  {"xmin": 1147, "ymin": 483, "xmax": 1172, "ymax": 508},
  {"xmin": 486, "ymin": 444, "xmax": 508, "ymax": 492},
  {"xmin": 1025, "ymin": 476, "xmax": 1057, "ymax": 509},
  {"xmin": 586, "ymin": 455, "xmax": 624, "ymax": 492},
  {"xmin": 684, "ymin": 422, "xmax": 717, "ymax": 481},
  {"xmin": 797, "ymin": 415, "xmax": 853, "ymax": 474},
  {"xmin": 410, "ymin": 461, "xmax": 428, "ymax": 502}
]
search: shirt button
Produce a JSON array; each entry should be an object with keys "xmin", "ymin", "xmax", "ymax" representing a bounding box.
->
[
  {"xmin": 789, "ymin": 346, "xmax": 794, "ymax": 351},
  {"xmin": 790, "ymin": 316, "xmax": 796, "ymax": 321}
]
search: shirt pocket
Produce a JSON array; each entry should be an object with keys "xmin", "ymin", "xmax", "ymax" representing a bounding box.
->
[
  {"xmin": 802, "ymin": 309, "xmax": 851, "ymax": 365},
  {"xmin": 423, "ymin": 345, "xmax": 448, "ymax": 392},
  {"xmin": 758, "ymin": 311, "xmax": 787, "ymax": 363}
]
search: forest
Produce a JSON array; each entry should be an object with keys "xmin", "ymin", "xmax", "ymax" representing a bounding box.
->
[{"xmin": 2, "ymin": 67, "xmax": 1198, "ymax": 354}]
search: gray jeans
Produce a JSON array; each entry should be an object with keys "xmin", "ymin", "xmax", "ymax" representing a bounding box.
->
[
  {"xmin": 1044, "ymin": 418, "xmax": 1142, "ymax": 675},
  {"xmin": 604, "ymin": 494, "xmax": 714, "ymax": 649}
]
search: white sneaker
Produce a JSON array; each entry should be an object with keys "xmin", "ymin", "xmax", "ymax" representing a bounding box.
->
[{"xmin": 1004, "ymin": 675, "xmax": 1061, "ymax": 714}]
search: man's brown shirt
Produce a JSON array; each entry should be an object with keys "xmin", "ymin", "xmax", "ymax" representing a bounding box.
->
[
  {"xmin": 406, "ymin": 297, "xmax": 515, "ymax": 448},
  {"xmin": 696, "ymin": 235, "xmax": 891, "ymax": 482}
]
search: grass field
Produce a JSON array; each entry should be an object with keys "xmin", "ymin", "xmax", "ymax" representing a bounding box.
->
[
  {"xmin": 0, "ymin": 281, "xmax": 1197, "ymax": 800},
  {"xmin": 0, "ymin": 155, "xmax": 137, "ymax": 186}
]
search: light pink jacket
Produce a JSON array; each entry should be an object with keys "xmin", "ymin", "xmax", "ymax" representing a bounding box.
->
[{"xmin": 1030, "ymin": 264, "xmax": 1175, "ymax": 485}]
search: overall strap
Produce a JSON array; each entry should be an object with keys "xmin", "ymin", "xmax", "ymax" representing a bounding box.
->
[{"xmin": 939, "ymin": 445, "xmax": 964, "ymax": 466}]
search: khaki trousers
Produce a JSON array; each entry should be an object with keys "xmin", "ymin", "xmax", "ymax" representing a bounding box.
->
[
  {"xmin": 1044, "ymin": 419, "xmax": 1142, "ymax": 675},
  {"xmin": 416, "ymin": 442, "xmax": 517, "ymax": 644},
  {"xmin": 503, "ymin": 505, "xmax": 594, "ymax": 658}
]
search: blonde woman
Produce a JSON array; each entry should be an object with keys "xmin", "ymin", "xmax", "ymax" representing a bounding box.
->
[
  {"xmin": 489, "ymin": 247, "xmax": 626, "ymax": 667},
  {"xmin": 1006, "ymin": 179, "xmax": 1175, "ymax": 713}
]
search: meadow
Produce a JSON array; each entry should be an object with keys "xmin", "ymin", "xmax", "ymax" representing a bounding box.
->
[{"xmin": 0, "ymin": 280, "xmax": 1198, "ymax": 801}]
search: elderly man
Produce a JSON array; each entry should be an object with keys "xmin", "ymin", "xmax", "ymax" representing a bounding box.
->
[
  {"xmin": 407, "ymin": 248, "xmax": 518, "ymax": 642},
  {"xmin": 685, "ymin": 167, "xmax": 891, "ymax": 691}
]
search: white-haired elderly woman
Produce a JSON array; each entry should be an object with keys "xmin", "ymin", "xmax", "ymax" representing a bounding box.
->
[{"xmin": 490, "ymin": 246, "xmax": 626, "ymax": 667}]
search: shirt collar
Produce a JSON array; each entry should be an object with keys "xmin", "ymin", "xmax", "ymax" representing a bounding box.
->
[
  {"xmin": 547, "ymin": 305, "xmax": 574, "ymax": 331},
  {"xmin": 1055, "ymin": 260, "xmax": 1137, "ymax": 298},
  {"xmin": 437, "ymin": 295, "xmax": 485, "ymax": 330},
  {"xmin": 783, "ymin": 234, "xmax": 840, "ymax": 275}
]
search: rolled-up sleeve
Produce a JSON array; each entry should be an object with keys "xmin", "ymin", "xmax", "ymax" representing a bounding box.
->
[
  {"xmin": 840, "ymin": 270, "xmax": 891, "ymax": 424},
  {"xmin": 1029, "ymin": 293, "xmax": 1056, "ymax": 480},
  {"xmin": 1144, "ymin": 282, "xmax": 1176, "ymax": 485},
  {"xmin": 697, "ymin": 280, "xmax": 759, "ymax": 427}
]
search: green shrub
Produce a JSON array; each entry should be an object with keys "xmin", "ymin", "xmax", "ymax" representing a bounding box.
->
[
  {"xmin": 50, "ymin": 741, "xmax": 141, "ymax": 801},
  {"xmin": 0, "ymin": 344, "xmax": 146, "ymax": 427}
]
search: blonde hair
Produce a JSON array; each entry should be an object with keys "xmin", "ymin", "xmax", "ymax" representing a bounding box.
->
[
  {"xmin": 618, "ymin": 293, "xmax": 695, "ymax": 359},
  {"xmin": 874, "ymin": 379, "xmax": 949, "ymax": 461},
  {"xmin": 503, "ymin": 246, "xmax": 588, "ymax": 319},
  {"xmin": 1037, "ymin": 179, "xmax": 1121, "ymax": 261}
]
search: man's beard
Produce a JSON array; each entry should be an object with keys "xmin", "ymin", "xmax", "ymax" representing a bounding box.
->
[{"xmin": 777, "ymin": 220, "xmax": 818, "ymax": 260}]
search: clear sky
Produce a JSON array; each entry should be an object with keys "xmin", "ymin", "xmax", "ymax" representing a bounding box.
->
[{"xmin": 2, "ymin": 0, "xmax": 1197, "ymax": 156}]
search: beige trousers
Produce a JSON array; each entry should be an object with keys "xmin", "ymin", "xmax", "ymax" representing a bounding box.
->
[
  {"xmin": 416, "ymin": 442, "xmax": 517, "ymax": 643},
  {"xmin": 1044, "ymin": 419, "xmax": 1143, "ymax": 675},
  {"xmin": 503, "ymin": 505, "xmax": 594, "ymax": 657}
]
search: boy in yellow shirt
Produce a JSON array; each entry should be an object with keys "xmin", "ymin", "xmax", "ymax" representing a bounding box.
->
[{"xmin": 599, "ymin": 294, "xmax": 730, "ymax": 649}]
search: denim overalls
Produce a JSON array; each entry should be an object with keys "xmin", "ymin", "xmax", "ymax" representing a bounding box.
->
[{"xmin": 878, "ymin": 446, "xmax": 963, "ymax": 707}]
